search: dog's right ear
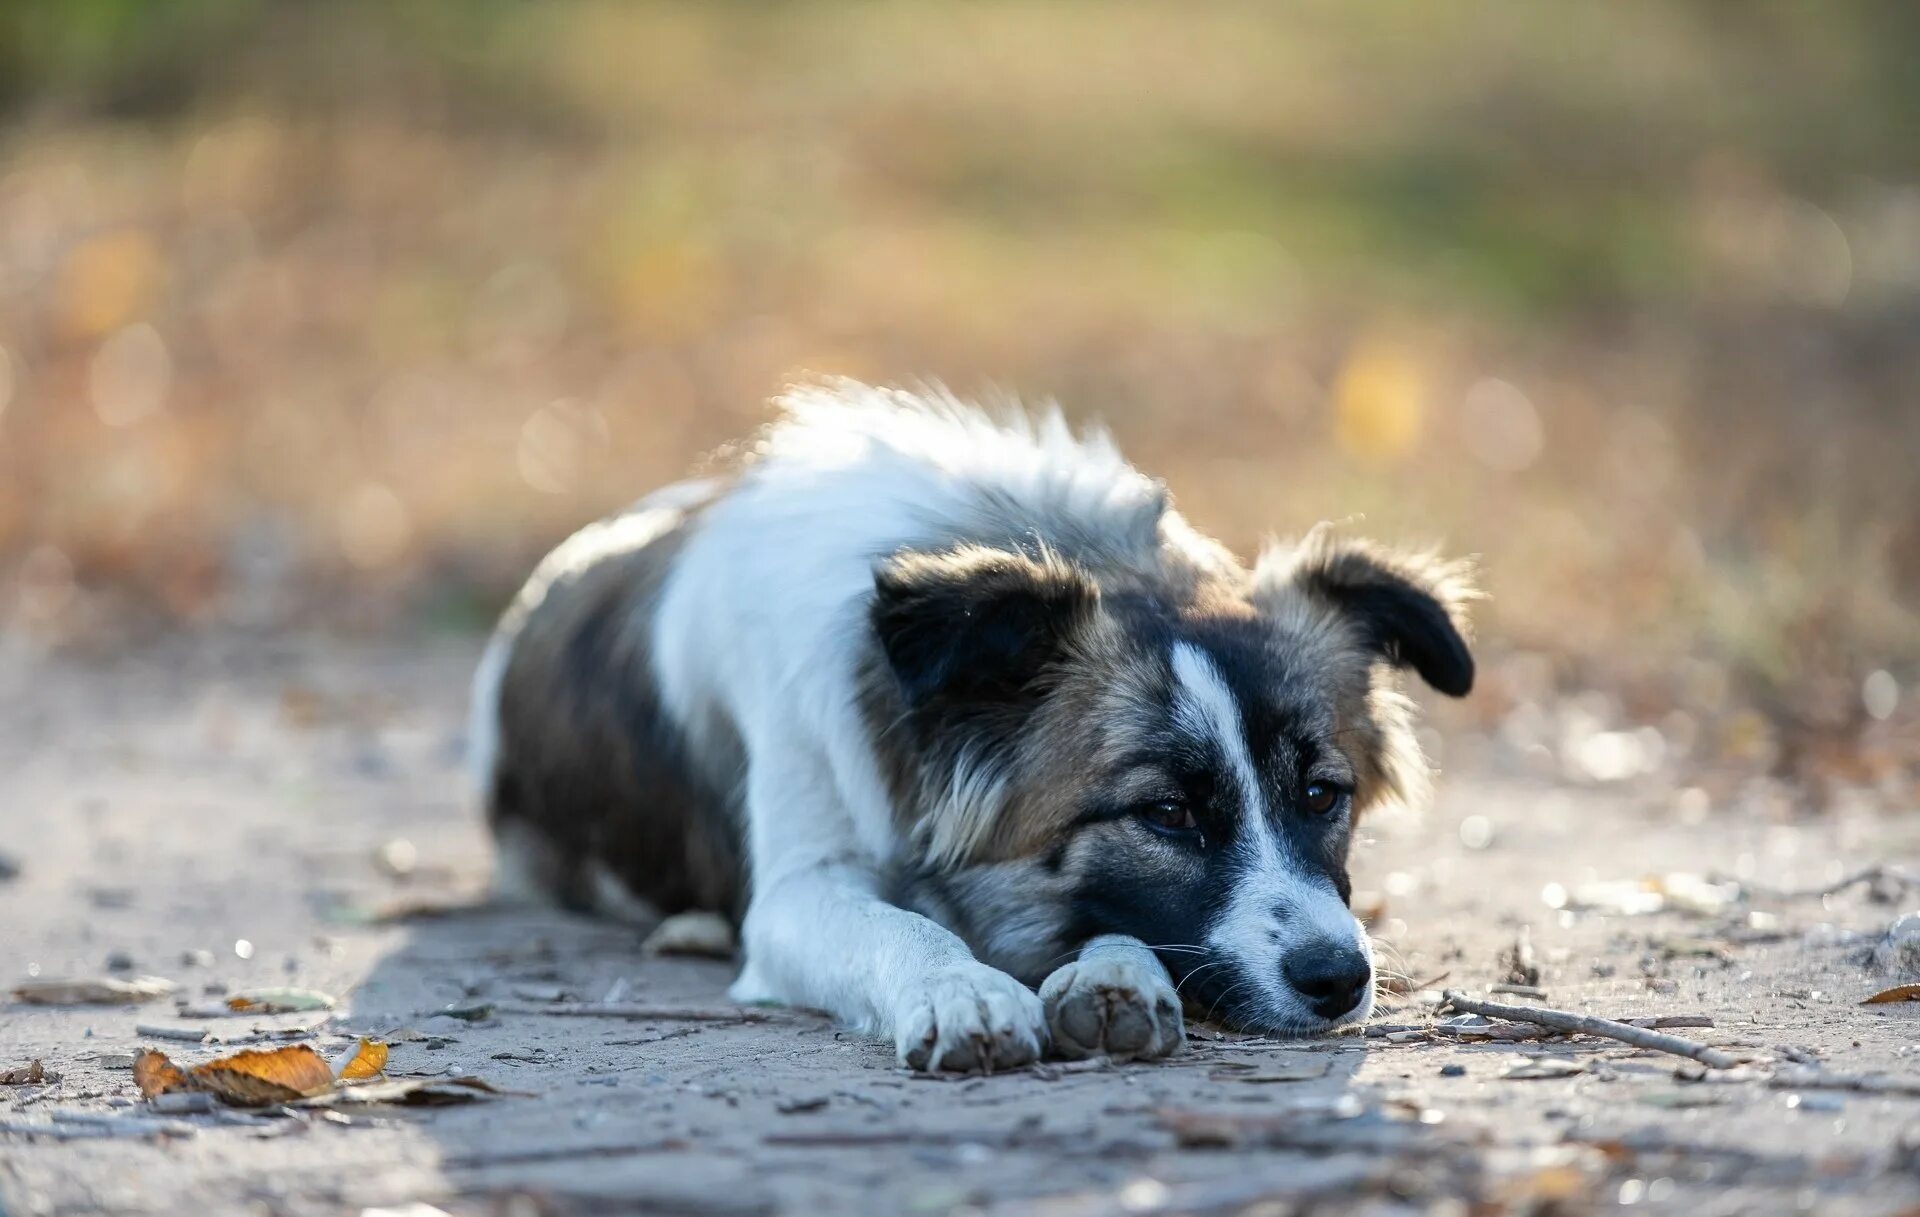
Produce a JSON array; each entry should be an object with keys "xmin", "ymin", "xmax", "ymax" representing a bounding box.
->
[{"xmin": 871, "ymin": 546, "xmax": 1097, "ymax": 710}]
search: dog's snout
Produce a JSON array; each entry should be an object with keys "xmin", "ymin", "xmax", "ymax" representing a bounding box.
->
[{"xmin": 1281, "ymin": 941, "xmax": 1371, "ymax": 1020}]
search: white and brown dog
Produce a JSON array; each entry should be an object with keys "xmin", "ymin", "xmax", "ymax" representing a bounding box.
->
[{"xmin": 469, "ymin": 381, "xmax": 1473, "ymax": 1070}]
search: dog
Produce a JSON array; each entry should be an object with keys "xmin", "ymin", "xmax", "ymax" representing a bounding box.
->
[{"xmin": 468, "ymin": 381, "xmax": 1474, "ymax": 1070}]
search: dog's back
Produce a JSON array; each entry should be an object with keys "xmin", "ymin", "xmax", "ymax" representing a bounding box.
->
[
  {"xmin": 471, "ymin": 382, "xmax": 1198, "ymax": 922},
  {"xmin": 471, "ymin": 477, "xmax": 746, "ymax": 922}
]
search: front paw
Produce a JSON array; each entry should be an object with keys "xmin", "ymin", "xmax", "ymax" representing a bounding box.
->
[
  {"xmin": 1040, "ymin": 955, "xmax": 1184, "ymax": 1061},
  {"xmin": 894, "ymin": 965, "xmax": 1047, "ymax": 1073}
]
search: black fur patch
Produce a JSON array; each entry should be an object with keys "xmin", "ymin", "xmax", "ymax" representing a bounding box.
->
[
  {"xmin": 1284, "ymin": 537, "xmax": 1475, "ymax": 697},
  {"xmin": 871, "ymin": 546, "xmax": 1097, "ymax": 710},
  {"xmin": 487, "ymin": 503, "xmax": 748, "ymax": 922}
]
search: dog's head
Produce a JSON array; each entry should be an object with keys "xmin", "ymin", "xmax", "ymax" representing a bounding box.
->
[{"xmin": 870, "ymin": 525, "xmax": 1474, "ymax": 1034}]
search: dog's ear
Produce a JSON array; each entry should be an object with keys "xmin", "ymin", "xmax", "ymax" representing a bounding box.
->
[
  {"xmin": 872, "ymin": 546, "xmax": 1097, "ymax": 709},
  {"xmin": 1254, "ymin": 527, "xmax": 1476, "ymax": 697}
]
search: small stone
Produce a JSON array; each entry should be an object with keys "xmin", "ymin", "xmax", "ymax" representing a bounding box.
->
[
  {"xmin": 105, "ymin": 950, "xmax": 135, "ymax": 972},
  {"xmin": 1875, "ymin": 913, "xmax": 1920, "ymax": 973},
  {"xmin": 180, "ymin": 949, "xmax": 216, "ymax": 968},
  {"xmin": 373, "ymin": 838, "xmax": 419, "ymax": 878},
  {"xmin": 1439, "ymin": 1063, "xmax": 1467, "ymax": 1077}
]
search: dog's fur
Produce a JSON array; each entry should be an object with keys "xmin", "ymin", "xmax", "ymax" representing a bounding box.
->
[{"xmin": 471, "ymin": 382, "xmax": 1474, "ymax": 1069}]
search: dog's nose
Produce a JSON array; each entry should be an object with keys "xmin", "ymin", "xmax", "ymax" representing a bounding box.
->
[{"xmin": 1282, "ymin": 942, "xmax": 1371, "ymax": 1020}]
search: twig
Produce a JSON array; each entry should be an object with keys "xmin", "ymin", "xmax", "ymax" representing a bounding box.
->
[
  {"xmin": 135, "ymin": 1024, "xmax": 214, "ymax": 1042},
  {"xmin": 1488, "ymin": 983, "xmax": 1549, "ymax": 999},
  {"xmin": 491, "ymin": 1001, "xmax": 798, "ymax": 1023},
  {"xmin": 1769, "ymin": 1065, "xmax": 1920, "ymax": 1097},
  {"xmin": 1440, "ymin": 990, "xmax": 1741, "ymax": 1069},
  {"xmin": 1732, "ymin": 864, "xmax": 1916, "ymax": 901}
]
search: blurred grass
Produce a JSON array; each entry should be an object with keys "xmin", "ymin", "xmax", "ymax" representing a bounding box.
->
[{"xmin": 1, "ymin": 1, "xmax": 1917, "ymax": 792}]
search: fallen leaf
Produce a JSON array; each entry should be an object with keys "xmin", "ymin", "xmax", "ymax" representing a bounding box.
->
[
  {"xmin": 132, "ymin": 1052, "xmax": 192, "ymax": 1098},
  {"xmin": 136, "ymin": 1045, "xmax": 337, "ymax": 1106},
  {"xmin": 333, "ymin": 1038, "xmax": 388, "ymax": 1081},
  {"xmin": 1863, "ymin": 984, "xmax": 1920, "ymax": 1005},
  {"xmin": 12, "ymin": 976, "xmax": 176, "ymax": 1005},
  {"xmin": 131, "ymin": 1038, "xmax": 504, "ymax": 1109},
  {"xmin": 0, "ymin": 1061, "xmax": 52, "ymax": 1085},
  {"xmin": 225, "ymin": 988, "xmax": 336, "ymax": 1015}
]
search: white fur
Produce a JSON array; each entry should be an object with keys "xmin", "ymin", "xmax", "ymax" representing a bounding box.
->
[
  {"xmin": 1174, "ymin": 643, "xmax": 1374, "ymax": 1031},
  {"xmin": 646, "ymin": 384, "xmax": 1168, "ymax": 1067}
]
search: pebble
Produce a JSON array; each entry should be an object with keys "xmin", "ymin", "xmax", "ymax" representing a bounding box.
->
[
  {"xmin": 1875, "ymin": 914, "xmax": 1920, "ymax": 973},
  {"xmin": 104, "ymin": 950, "xmax": 135, "ymax": 972},
  {"xmin": 1439, "ymin": 1064, "xmax": 1467, "ymax": 1077}
]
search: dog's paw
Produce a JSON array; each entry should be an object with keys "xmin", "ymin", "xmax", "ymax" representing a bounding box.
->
[
  {"xmin": 893, "ymin": 965, "xmax": 1047, "ymax": 1073},
  {"xmin": 1039, "ymin": 954, "xmax": 1184, "ymax": 1061}
]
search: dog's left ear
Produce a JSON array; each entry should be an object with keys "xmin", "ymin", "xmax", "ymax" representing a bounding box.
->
[
  {"xmin": 1254, "ymin": 527, "xmax": 1477, "ymax": 697},
  {"xmin": 871, "ymin": 545, "xmax": 1098, "ymax": 710}
]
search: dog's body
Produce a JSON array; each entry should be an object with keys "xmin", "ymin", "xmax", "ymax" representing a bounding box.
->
[{"xmin": 470, "ymin": 382, "xmax": 1474, "ymax": 1069}]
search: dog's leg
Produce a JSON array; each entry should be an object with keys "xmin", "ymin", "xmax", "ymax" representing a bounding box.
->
[
  {"xmin": 1039, "ymin": 934, "xmax": 1184, "ymax": 1061},
  {"xmin": 726, "ymin": 745, "xmax": 1046, "ymax": 1072},
  {"xmin": 733, "ymin": 861, "xmax": 1048, "ymax": 1072}
]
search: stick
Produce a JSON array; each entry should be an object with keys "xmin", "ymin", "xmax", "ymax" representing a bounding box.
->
[
  {"xmin": 1733, "ymin": 864, "xmax": 1916, "ymax": 901},
  {"xmin": 135, "ymin": 1024, "xmax": 214, "ymax": 1042},
  {"xmin": 491, "ymin": 1001, "xmax": 795, "ymax": 1023},
  {"xmin": 1440, "ymin": 990, "xmax": 1741, "ymax": 1069},
  {"xmin": 1769, "ymin": 1066, "xmax": 1920, "ymax": 1097}
]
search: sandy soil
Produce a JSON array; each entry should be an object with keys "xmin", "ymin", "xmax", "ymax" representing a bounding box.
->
[{"xmin": 2, "ymin": 639, "xmax": 1918, "ymax": 1217}]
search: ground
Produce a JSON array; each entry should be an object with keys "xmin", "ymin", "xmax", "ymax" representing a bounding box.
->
[{"xmin": 2, "ymin": 640, "xmax": 1918, "ymax": 1217}]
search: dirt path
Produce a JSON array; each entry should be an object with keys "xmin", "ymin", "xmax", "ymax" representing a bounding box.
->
[{"xmin": 2, "ymin": 640, "xmax": 1918, "ymax": 1216}]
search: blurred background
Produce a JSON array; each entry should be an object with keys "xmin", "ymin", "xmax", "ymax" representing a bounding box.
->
[{"xmin": 0, "ymin": 2, "xmax": 1915, "ymax": 810}]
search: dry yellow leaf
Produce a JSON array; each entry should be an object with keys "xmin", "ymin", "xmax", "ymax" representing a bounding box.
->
[
  {"xmin": 135, "ymin": 1044, "xmax": 338, "ymax": 1106},
  {"xmin": 1862, "ymin": 984, "xmax": 1920, "ymax": 1005},
  {"xmin": 132, "ymin": 1050, "xmax": 192, "ymax": 1098},
  {"xmin": 335, "ymin": 1038, "xmax": 389, "ymax": 1081},
  {"xmin": 0, "ymin": 1060, "xmax": 51, "ymax": 1085}
]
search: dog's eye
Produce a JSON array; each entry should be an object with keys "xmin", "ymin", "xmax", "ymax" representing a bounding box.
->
[
  {"xmin": 1138, "ymin": 800, "xmax": 1198, "ymax": 834},
  {"xmin": 1302, "ymin": 781, "xmax": 1346, "ymax": 816}
]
